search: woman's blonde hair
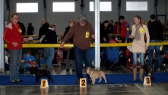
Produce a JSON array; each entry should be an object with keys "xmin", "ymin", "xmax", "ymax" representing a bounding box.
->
[
  {"xmin": 69, "ymin": 20, "xmax": 76, "ymax": 24},
  {"xmin": 134, "ymin": 15, "xmax": 143, "ymax": 27},
  {"xmin": 142, "ymin": 20, "xmax": 148, "ymax": 26},
  {"xmin": 49, "ymin": 24, "xmax": 56, "ymax": 28}
]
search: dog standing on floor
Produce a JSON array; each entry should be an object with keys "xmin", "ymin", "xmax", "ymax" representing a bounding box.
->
[
  {"xmin": 86, "ymin": 67, "xmax": 107, "ymax": 84},
  {"xmin": 30, "ymin": 67, "xmax": 54, "ymax": 83},
  {"xmin": 144, "ymin": 63, "xmax": 155, "ymax": 80}
]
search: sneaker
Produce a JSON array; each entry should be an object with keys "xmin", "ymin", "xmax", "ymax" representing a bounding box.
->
[
  {"xmin": 48, "ymin": 66, "xmax": 54, "ymax": 70},
  {"xmin": 16, "ymin": 79, "xmax": 23, "ymax": 82},
  {"xmin": 76, "ymin": 79, "xmax": 80, "ymax": 83},
  {"xmin": 157, "ymin": 68, "xmax": 160, "ymax": 71},
  {"xmin": 66, "ymin": 69, "xmax": 69, "ymax": 72},
  {"xmin": 11, "ymin": 80, "xmax": 17, "ymax": 83}
]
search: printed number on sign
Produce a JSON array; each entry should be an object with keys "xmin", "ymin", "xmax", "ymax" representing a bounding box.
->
[
  {"xmin": 82, "ymin": 80, "xmax": 85, "ymax": 86},
  {"xmin": 43, "ymin": 81, "xmax": 45, "ymax": 87},
  {"xmin": 146, "ymin": 78, "xmax": 150, "ymax": 84},
  {"xmin": 80, "ymin": 78, "xmax": 87, "ymax": 87}
]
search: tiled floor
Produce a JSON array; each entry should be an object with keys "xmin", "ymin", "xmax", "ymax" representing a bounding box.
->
[{"xmin": 0, "ymin": 64, "xmax": 168, "ymax": 95}]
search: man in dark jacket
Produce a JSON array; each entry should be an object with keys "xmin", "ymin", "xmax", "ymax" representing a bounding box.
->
[
  {"xmin": 100, "ymin": 20, "xmax": 110, "ymax": 43},
  {"xmin": 18, "ymin": 21, "xmax": 26, "ymax": 35},
  {"xmin": 63, "ymin": 20, "xmax": 76, "ymax": 72},
  {"xmin": 38, "ymin": 19, "xmax": 49, "ymax": 39},
  {"xmin": 148, "ymin": 14, "xmax": 163, "ymax": 71},
  {"xmin": 42, "ymin": 24, "xmax": 57, "ymax": 69},
  {"xmin": 27, "ymin": 23, "xmax": 34, "ymax": 35},
  {"xmin": 109, "ymin": 20, "xmax": 113, "ymax": 33}
]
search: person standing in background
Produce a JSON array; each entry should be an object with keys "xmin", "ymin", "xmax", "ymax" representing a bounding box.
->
[
  {"xmin": 3, "ymin": 13, "xmax": 29, "ymax": 83},
  {"xmin": 100, "ymin": 20, "xmax": 110, "ymax": 43},
  {"xmin": 163, "ymin": 19, "xmax": 168, "ymax": 33},
  {"xmin": 113, "ymin": 22, "xmax": 118, "ymax": 34},
  {"xmin": 18, "ymin": 21, "xmax": 26, "ymax": 35},
  {"xmin": 42, "ymin": 24, "xmax": 57, "ymax": 69},
  {"xmin": 148, "ymin": 14, "xmax": 163, "ymax": 71},
  {"xmin": 119, "ymin": 16, "xmax": 130, "ymax": 66},
  {"xmin": 109, "ymin": 20, "xmax": 113, "ymax": 33},
  {"xmin": 38, "ymin": 19, "xmax": 49, "ymax": 39},
  {"xmin": 27, "ymin": 23, "xmax": 34, "ymax": 35},
  {"xmin": 100, "ymin": 20, "xmax": 110, "ymax": 64},
  {"xmin": 63, "ymin": 20, "xmax": 76, "ymax": 72},
  {"xmin": 119, "ymin": 16, "xmax": 130, "ymax": 43}
]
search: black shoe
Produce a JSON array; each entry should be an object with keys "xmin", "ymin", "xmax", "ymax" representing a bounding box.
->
[
  {"xmin": 88, "ymin": 78, "xmax": 92, "ymax": 82},
  {"xmin": 66, "ymin": 69, "xmax": 69, "ymax": 72},
  {"xmin": 11, "ymin": 80, "xmax": 18, "ymax": 83},
  {"xmin": 72, "ymin": 70, "xmax": 75, "ymax": 72},
  {"xmin": 16, "ymin": 79, "xmax": 22, "ymax": 82},
  {"xmin": 76, "ymin": 79, "xmax": 80, "ymax": 83},
  {"xmin": 86, "ymin": 74, "xmax": 92, "ymax": 82}
]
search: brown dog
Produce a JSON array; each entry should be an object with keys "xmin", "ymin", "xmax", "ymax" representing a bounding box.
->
[{"xmin": 86, "ymin": 67, "xmax": 107, "ymax": 84}]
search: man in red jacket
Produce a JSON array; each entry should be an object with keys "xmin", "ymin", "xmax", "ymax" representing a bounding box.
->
[
  {"xmin": 3, "ymin": 13, "xmax": 28, "ymax": 83},
  {"xmin": 119, "ymin": 16, "xmax": 130, "ymax": 66},
  {"xmin": 119, "ymin": 16, "xmax": 130, "ymax": 43}
]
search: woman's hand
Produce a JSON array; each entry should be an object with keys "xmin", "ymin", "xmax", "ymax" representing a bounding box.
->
[
  {"xmin": 129, "ymin": 35, "xmax": 133, "ymax": 39},
  {"xmin": 145, "ymin": 46, "xmax": 148, "ymax": 51}
]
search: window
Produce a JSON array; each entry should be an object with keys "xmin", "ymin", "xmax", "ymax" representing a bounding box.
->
[
  {"xmin": 90, "ymin": 1, "xmax": 112, "ymax": 11},
  {"xmin": 16, "ymin": 3, "xmax": 38, "ymax": 13},
  {"xmin": 53, "ymin": 2, "xmax": 75, "ymax": 12},
  {"xmin": 126, "ymin": 1, "xmax": 148, "ymax": 11}
]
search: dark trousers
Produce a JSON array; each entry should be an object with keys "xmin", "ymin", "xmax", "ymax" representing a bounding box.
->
[
  {"xmin": 74, "ymin": 46, "xmax": 92, "ymax": 79},
  {"xmin": 120, "ymin": 38, "xmax": 127, "ymax": 66}
]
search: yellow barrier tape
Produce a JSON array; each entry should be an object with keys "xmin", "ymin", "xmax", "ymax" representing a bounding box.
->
[{"xmin": 4, "ymin": 42, "xmax": 168, "ymax": 48}]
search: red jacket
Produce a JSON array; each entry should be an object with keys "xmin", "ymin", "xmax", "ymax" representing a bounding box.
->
[
  {"xmin": 117, "ymin": 25, "xmax": 121, "ymax": 34},
  {"xmin": 3, "ymin": 22, "xmax": 23, "ymax": 50},
  {"xmin": 113, "ymin": 25, "xmax": 121, "ymax": 34},
  {"xmin": 113, "ymin": 25, "xmax": 117, "ymax": 34},
  {"xmin": 120, "ymin": 21, "xmax": 129, "ymax": 38}
]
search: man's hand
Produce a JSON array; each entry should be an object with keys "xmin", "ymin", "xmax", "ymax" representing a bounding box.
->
[
  {"xmin": 23, "ymin": 38, "xmax": 29, "ymax": 42},
  {"xmin": 92, "ymin": 34, "xmax": 95, "ymax": 39},
  {"xmin": 12, "ymin": 42, "xmax": 18, "ymax": 47},
  {"xmin": 125, "ymin": 40, "xmax": 127, "ymax": 43},
  {"xmin": 41, "ymin": 35, "xmax": 45, "ymax": 38},
  {"xmin": 60, "ymin": 42, "xmax": 65, "ymax": 49},
  {"xmin": 21, "ymin": 59, "xmax": 25, "ymax": 63},
  {"xmin": 103, "ymin": 37, "xmax": 106, "ymax": 42}
]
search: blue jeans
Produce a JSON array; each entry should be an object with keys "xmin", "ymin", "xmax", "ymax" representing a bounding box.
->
[
  {"xmin": 44, "ymin": 48, "xmax": 55, "ymax": 68},
  {"xmin": 74, "ymin": 46, "xmax": 92, "ymax": 79},
  {"xmin": 133, "ymin": 53, "xmax": 144, "ymax": 65},
  {"xmin": 9, "ymin": 49, "xmax": 22, "ymax": 81},
  {"xmin": 148, "ymin": 40, "xmax": 161, "ymax": 69}
]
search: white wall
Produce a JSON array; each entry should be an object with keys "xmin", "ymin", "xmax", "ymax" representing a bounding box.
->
[
  {"xmin": 157, "ymin": 0, "xmax": 167, "ymax": 23},
  {"xmin": 120, "ymin": 0, "xmax": 154, "ymax": 26},
  {"xmin": 9, "ymin": 0, "xmax": 44, "ymax": 35},
  {"xmin": 4, "ymin": 0, "xmax": 167, "ymax": 35},
  {"xmin": 47, "ymin": 0, "xmax": 81, "ymax": 33}
]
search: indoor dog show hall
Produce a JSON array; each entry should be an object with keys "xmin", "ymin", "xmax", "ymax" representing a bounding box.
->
[{"xmin": 0, "ymin": 0, "xmax": 168, "ymax": 95}]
